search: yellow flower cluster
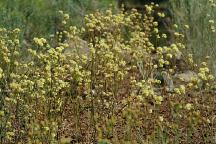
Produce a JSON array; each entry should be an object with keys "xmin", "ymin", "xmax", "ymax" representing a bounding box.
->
[
  {"xmin": 174, "ymin": 85, "xmax": 186, "ymax": 94},
  {"xmin": 198, "ymin": 66, "xmax": 214, "ymax": 81},
  {"xmin": 185, "ymin": 103, "xmax": 193, "ymax": 110},
  {"xmin": 0, "ymin": 68, "xmax": 3, "ymax": 79},
  {"xmin": 33, "ymin": 37, "xmax": 47, "ymax": 47}
]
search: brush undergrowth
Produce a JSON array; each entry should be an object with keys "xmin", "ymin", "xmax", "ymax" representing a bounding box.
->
[{"xmin": 0, "ymin": 3, "xmax": 215, "ymax": 144}]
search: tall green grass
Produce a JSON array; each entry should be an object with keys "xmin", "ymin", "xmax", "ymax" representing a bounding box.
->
[
  {"xmin": 0, "ymin": 0, "xmax": 117, "ymax": 40},
  {"xmin": 168, "ymin": 0, "xmax": 216, "ymax": 75}
]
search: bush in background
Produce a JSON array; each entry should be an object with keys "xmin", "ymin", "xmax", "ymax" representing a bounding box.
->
[
  {"xmin": 0, "ymin": 0, "xmax": 117, "ymax": 40},
  {"xmin": 168, "ymin": 0, "xmax": 216, "ymax": 75}
]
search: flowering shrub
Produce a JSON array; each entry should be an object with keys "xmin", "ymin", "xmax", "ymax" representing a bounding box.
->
[{"xmin": 0, "ymin": 4, "xmax": 215, "ymax": 143}]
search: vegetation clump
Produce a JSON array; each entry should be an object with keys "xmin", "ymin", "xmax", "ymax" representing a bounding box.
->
[{"xmin": 0, "ymin": 3, "xmax": 215, "ymax": 143}]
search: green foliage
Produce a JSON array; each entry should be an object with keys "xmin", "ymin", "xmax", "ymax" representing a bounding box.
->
[
  {"xmin": 120, "ymin": 0, "xmax": 168, "ymax": 6},
  {"xmin": 0, "ymin": 0, "xmax": 117, "ymax": 40}
]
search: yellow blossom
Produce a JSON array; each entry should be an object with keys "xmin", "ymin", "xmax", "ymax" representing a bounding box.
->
[
  {"xmin": 185, "ymin": 103, "xmax": 193, "ymax": 110},
  {"xmin": 64, "ymin": 14, "xmax": 70, "ymax": 20},
  {"xmin": 159, "ymin": 116, "xmax": 164, "ymax": 122},
  {"xmin": 157, "ymin": 12, "xmax": 165, "ymax": 17},
  {"xmin": 10, "ymin": 82, "xmax": 23, "ymax": 92},
  {"xmin": 0, "ymin": 68, "xmax": 3, "ymax": 79},
  {"xmin": 33, "ymin": 37, "xmax": 47, "ymax": 47},
  {"xmin": 184, "ymin": 25, "xmax": 190, "ymax": 29}
]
